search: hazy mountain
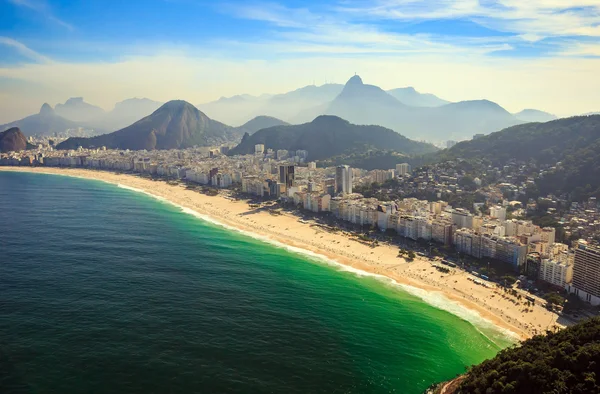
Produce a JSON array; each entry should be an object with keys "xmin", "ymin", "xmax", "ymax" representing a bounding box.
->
[
  {"xmin": 386, "ymin": 87, "xmax": 450, "ymax": 107},
  {"xmin": 436, "ymin": 115, "xmax": 600, "ymax": 199},
  {"xmin": 228, "ymin": 115, "xmax": 438, "ymax": 161},
  {"xmin": 0, "ymin": 127, "xmax": 33, "ymax": 153},
  {"xmin": 237, "ymin": 116, "xmax": 289, "ymax": 134},
  {"xmin": 199, "ymin": 84, "xmax": 343, "ymax": 126},
  {"xmin": 199, "ymin": 95, "xmax": 266, "ymax": 126},
  {"xmin": 54, "ymin": 97, "xmax": 106, "ymax": 122},
  {"xmin": 56, "ymin": 100, "xmax": 241, "ymax": 150},
  {"xmin": 324, "ymin": 75, "xmax": 407, "ymax": 128},
  {"xmin": 89, "ymin": 98, "xmax": 164, "ymax": 131},
  {"xmin": 514, "ymin": 109, "xmax": 557, "ymax": 123},
  {"xmin": 320, "ymin": 76, "xmax": 523, "ymax": 141},
  {"xmin": 0, "ymin": 104, "xmax": 94, "ymax": 137}
]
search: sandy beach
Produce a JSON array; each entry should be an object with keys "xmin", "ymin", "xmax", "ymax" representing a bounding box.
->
[{"xmin": 1, "ymin": 167, "xmax": 563, "ymax": 341}]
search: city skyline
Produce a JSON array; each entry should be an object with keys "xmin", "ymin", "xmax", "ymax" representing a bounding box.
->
[{"xmin": 1, "ymin": 0, "xmax": 600, "ymax": 123}]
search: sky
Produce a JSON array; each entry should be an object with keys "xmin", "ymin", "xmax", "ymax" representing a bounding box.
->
[{"xmin": 0, "ymin": 0, "xmax": 599, "ymax": 123}]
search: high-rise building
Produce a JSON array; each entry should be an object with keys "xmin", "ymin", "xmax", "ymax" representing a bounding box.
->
[
  {"xmin": 568, "ymin": 240, "xmax": 600, "ymax": 305},
  {"xmin": 490, "ymin": 206, "xmax": 507, "ymax": 221},
  {"xmin": 254, "ymin": 144, "xmax": 265, "ymax": 155},
  {"xmin": 279, "ymin": 165, "xmax": 295, "ymax": 188},
  {"xmin": 395, "ymin": 163, "xmax": 411, "ymax": 176},
  {"xmin": 335, "ymin": 165, "xmax": 353, "ymax": 195}
]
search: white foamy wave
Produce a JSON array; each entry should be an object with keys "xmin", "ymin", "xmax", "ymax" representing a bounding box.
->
[{"xmin": 116, "ymin": 182, "xmax": 518, "ymax": 344}]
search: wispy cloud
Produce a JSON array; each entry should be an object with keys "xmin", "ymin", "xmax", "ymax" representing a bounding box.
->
[
  {"xmin": 8, "ymin": 0, "xmax": 74, "ymax": 30},
  {"xmin": 0, "ymin": 36, "xmax": 52, "ymax": 63},
  {"xmin": 222, "ymin": 2, "xmax": 516, "ymax": 57},
  {"xmin": 221, "ymin": 1, "xmax": 600, "ymax": 60}
]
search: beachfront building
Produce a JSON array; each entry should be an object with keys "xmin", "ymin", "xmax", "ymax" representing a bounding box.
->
[
  {"xmin": 335, "ymin": 165, "xmax": 353, "ymax": 195},
  {"xmin": 279, "ymin": 165, "xmax": 295, "ymax": 188},
  {"xmin": 567, "ymin": 240, "xmax": 600, "ymax": 305},
  {"xmin": 539, "ymin": 258, "xmax": 574, "ymax": 288}
]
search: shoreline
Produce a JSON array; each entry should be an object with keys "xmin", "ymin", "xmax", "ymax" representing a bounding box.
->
[{"xmin": 1, "ymin": 167, "xmax": 563, "ymax": 342}]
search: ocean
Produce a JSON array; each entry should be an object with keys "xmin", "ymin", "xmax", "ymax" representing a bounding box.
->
[{"xmin": 0, "ymin": 171, "xmax": 509, "ymax": 393}]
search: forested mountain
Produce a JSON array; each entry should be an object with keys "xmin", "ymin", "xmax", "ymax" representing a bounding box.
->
[
  {"xmin": 0, "ymin": 127, "xmax": 34, "ymax": 153},
  {"xmin": 429, "ymin": 317, "xmax": 600, "ymax": 394},
  {"xmin": 57, "ymin": 100, "xmax": 241, "ymax": 150},
  {"xmin": 437, "ymin": 115, "xmax": 600, "ymax": 198},
  {"xmin": 228, "ymin": 115, "xmax": 438, "ymax": 161}
]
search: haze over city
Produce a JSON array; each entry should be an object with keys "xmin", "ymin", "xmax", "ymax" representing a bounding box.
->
[{"xmin": 1, "ymin": 0, "xmax": 600, "ymax": 123}]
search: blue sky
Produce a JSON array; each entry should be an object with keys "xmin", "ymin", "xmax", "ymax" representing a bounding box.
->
[{"xmin": 1, "ymin": 0, "xmax": 599, "ymax": 121}]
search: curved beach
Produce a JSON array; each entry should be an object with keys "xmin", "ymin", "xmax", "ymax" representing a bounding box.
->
[{"xmin": 1, "ymin": 167, "xmax": 562, "ymax": 340}]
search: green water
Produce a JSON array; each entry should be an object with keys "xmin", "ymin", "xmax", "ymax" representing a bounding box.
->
[{"xmin": 0, "ymin": 171, "xmax": 510, "ymax": 393}]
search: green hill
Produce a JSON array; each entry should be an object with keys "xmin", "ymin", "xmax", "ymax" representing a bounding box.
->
[
  {"xmin": 430, "ymin": 317, "xmax": 600, "ymax": 394},
  {"xmin": 437, "ymin": 115, "xmax": 600, "ymax": 198},
  {"xmin": 57, "ymin": 100, "xmax": 241, "ymax": 150},
  {"xmin": 228, "ymin": 115, "xmax": 438, "ymax": 161}
]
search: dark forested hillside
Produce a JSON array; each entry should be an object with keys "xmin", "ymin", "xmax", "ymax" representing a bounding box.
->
[
  {"xmin": 448, "ymin": 317, "xmax": 600, "ymax": 394},
  {"xmin": 437, "ymin": 115, "xmax": 600, "ymax": 198},
  {"xmin": 228, "ymin": 115, "xmax": 438, "ymax": 161}
]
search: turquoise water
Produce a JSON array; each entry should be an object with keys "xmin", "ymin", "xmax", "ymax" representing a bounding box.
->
[{"xmin": 0, "ymin": 171, "xmax": 507, "ymax": 393}]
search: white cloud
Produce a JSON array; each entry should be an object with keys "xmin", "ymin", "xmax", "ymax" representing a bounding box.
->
[
  {"xmin": 343, "ymin": 0, "xmax": 600, "ymax": 39},
  {"xmin": 0, "ymin": 37, "xmax": 52, "ymax": 63},
  {"xmin": 8, "ymin": 0, "xmax": 74, "ymax": 30}
]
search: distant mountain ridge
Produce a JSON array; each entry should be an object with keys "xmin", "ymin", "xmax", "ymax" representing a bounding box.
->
[
  {"xmin": 237, "ymin": 116, "xmax": 289, "ymax": 135},
  {"xmin": 0, "ymin": 104, "xmax": 96, "ymax": 137},
  {"xmin": 514, "ymin": 109, "xmax": 557, "ymax": 123},
  {"xmin": 386, "ymin": 87, "xmax": 450, "ymax": 107},
  {"xmin": 56, "ymin": 100, "xmax": 241, "ymax": 150},
  {"xmin": 228, "ymin": 115, "xmax": 438, "ymax": 161},
  {"xmin": 55, "ymin": 97, "xmax": 106, "ymax": 122},
  {"xmin": 321, "ymin": 76, "xmax": 523, "ymax": 141}
]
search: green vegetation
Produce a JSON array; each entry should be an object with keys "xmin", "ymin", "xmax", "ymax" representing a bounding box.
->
[
  {"xmin": 319, "ymin": 149, "xmax": 416, "ymax": 170},
  {"xmin": 436, "ymin": 115, "xmax": 600, "ymax": 199},
  {"xmin": 228, "ymin": 115, "xmax": 438, "ymax": 161},
  {"xmin": 454, "ymin": 317, "xmax": 600, "ymax": 394}
]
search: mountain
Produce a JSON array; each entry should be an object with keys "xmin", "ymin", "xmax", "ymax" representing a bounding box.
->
[
  {"xmin": 228, "ymin": 115, "xmax": 438, "ymax": 161},
  {"xmin": 321, "ymin": 76, "xmax": 523, "ymax": 141},
  {"xmin": 386, "ymin": 87, "xmax": 450, "ymax": 107},
  {"xmin": 514, "ymin": 109, "xmax": 557, "ymax": 123},
  {"xmin": 55, "ymin": 97, "xmax": 106, "ymax": 122},
  {"xmin": 237, "ymin": 116, "xmax": 289, "ymax": 134},
  {"xmin": 56, "ymin": 100, "xmax": 241, "ymax": 150},
  {"xmin": 0, "ymin": 104, "xmax": 96, "ymax": 137},
  {"xmin": 198, "ymin": 84, "xmax": 343, "ymax": 126},
  {"xmin": 199, "ymin": 95, "xmax": 267, "ymax": 126},
  {"xmin": 0, "ymin": 127, "xmax": 33, "ymax": 153},
  {"xmin": 89, "ymin": 98, "xmax": 164, "ymax": 132},
  {"xmin": 428, "ymin": 317, "xmax": 600, "ymax": 394},
  {"xmin": 436, "ymin": 115, "xmax": 600, "ymax": 199}
]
